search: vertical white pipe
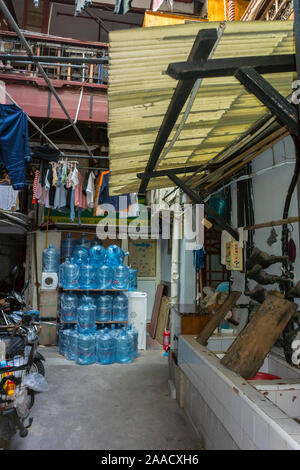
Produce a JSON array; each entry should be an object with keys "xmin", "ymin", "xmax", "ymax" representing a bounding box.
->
[{"xmin": 170, "ymin": 195, "xmax": 181, "ymax": 304}]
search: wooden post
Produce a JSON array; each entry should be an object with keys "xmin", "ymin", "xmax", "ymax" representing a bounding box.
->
[
  {"xmin": 220, "ymin": 295, "xmax": 297, "ymax": 378},
  {"xmin": 197, "ymin": 291, "xmax": 242, "ymax": 345}
]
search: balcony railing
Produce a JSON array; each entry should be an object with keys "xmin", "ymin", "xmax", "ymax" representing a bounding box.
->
[{"xmin": 0, "ymin": 30, "xmax": 108, "ymax": 85}]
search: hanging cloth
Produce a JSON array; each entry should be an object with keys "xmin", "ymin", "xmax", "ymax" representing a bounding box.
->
[
  {"xmin": 0, "ymin": 104, "xmax": 31, "ymax": 190},
  {"xmin": 114, "ymin": 0, "xmax": 132, "ymax": 14}
]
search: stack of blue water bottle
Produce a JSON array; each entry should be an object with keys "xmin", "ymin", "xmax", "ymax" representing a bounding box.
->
[
  {"xmin": 57, "ymin": 233, "xmax": 139, "ymax": 365},
  {"xmin": 58, "ymin": 323, "xmax": 138, "ymax": 365}
]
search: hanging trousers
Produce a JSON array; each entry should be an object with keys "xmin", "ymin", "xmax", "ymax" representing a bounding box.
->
[{"xmin": 0, "ymin": 104, "xmax": 31, "ymax": 190}]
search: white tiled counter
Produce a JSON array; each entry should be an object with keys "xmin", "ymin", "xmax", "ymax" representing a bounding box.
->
[{"xmin": 178, "ymin": 335, "xmax": 300, "ymax": 450}]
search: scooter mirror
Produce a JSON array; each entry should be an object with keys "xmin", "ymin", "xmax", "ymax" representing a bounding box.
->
[
  {"xmin": 21, "ymin": 280, "xmax": 29, "ymax": 295},
  {"xmin": 11, "ymin": 266, "xmax": 19, "ymax": 290}
]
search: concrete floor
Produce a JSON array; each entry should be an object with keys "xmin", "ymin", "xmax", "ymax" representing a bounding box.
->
[{"xmin": 9, "ymin": 339, "xmax": 201, "ymax": 450}]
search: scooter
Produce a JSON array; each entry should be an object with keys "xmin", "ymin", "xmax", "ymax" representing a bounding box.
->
[{"xmin": 0, "ymin": 267, "xmax": 45, "ymax": 443}]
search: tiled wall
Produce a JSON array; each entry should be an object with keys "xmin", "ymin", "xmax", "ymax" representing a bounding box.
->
[{"xmin": 178, "ymin": 335, "xmax": 300, "ymax": 450}]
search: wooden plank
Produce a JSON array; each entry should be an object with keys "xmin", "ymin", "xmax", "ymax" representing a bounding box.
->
[
  {"xmin": 197, "ymin": 291, "xmax": 242, "ymax": 346},
  {"xmin": 149, "ymin": 284, "xmax": 165, "ymax": 339},
  {"xmin": 220, "ymin": 295, "xmax": 297, "ymax": 378},
  {"xmin": 155, "ymin": 296, "xmax": 171, "ymax": 345}
]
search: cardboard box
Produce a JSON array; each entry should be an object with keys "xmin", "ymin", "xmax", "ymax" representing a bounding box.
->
[
  {"xmin": 39, "ymin": 290, "xmax": 58, "ymax": 319},
  {"xmin": 39, "ymin": 322, "xmax": 57, "ymax": 346}
]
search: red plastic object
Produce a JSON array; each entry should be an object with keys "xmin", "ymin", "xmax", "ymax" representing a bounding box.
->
[
  {"xmin": 247, "ymin": 372, "xmax": 281, "ymax": 381},
  {"xmin": 163, "ymin": 329, "xmax": 170, "ymax": 351}
]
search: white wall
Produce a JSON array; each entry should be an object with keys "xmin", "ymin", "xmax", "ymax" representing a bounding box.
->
[{"xmin": 231, "ymin": 135, "xmax": 300, "ymax": 300}]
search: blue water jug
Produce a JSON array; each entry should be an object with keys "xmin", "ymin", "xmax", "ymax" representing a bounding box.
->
[
  {"xmin": 105, "ymin": 245, "xmax": 129, "ymax": 267},
  {"xmin": 58, "ymin": 328, "xmax": 69, "ymax": 355},
  {"xmin": 110, "ymin": 323, "xmax": 121, "ymax": 339},
  {"xmin": 90, "ymin": 245, "xmax": 106, "ymax": 268},
  {"xmin": 96, "ymin": 294, "xmax": 113, "ymax": 322},
  {"xmin": 62, "ymin": 257, "xmax": 80, "ymax": 289},
  {"xmin": 76, "ymin": 233, "xmax": 91, "ymax": 250},
  {"xmin": 113, "ymin": 265, "xmax": 129, "ymax": 290},
  {"xmin": 60, "ymin": 292, "xmax": 78, "ymax": 322},
  {"xmin": 79, "ymin": 257, "xmax": 96, "ymax": 289},
  {"xmin": 61, "ymin": 233, "xmax": 76, "ymax": 259},
  {"xmin": 58, "ymin": 261, "xmax": 65, "ymax": 287},
  {"xmin": 116, "ymin": 327, "xmax": 132, "ymax": 364},
  {"xmin": 42, "ymin": 245, "xmax": 59, "ymax": 273},
  {"xmin": 91, "ymin": 237, "xmax": 103, "ymax": 247},
  {"xmin": 96, "ymin": 265, "xmax": 113, "ymax": 290},
  {"xmin": 127, "ymin": 323, "xmax": 138, "ymax": 359},
  {"xmin": 77, "ymin": 299, "xmax": 96, "ymax": 331},
  {"xmin": 73, "ymin": 246, "xmax": 89, "ymax": 265},
  {"xmin": 76, "ymin": 330, "xmax": 96, "ymax": 365},
  {"xmin": 78, "ymin": 293, "xmax": 96, "ymax": 306},
  {"xmin": 66, "ymin": 327, "xmax": 78, "ymax": 361},
  {"xmin": 96, "ymin": 327, "xmax": 115, "ymax": 365},
  {"xmin": 113, "ymin": 293, "xmax": 128, "ymax": 321},
  {"xmin": 128, "ymin": 268, "xmax": 138, "ymax": 291}
]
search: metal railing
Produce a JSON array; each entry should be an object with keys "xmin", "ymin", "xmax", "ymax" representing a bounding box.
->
[{"xmin": 0, "ymin": 30, "xmax": 108, "ymax": 84}]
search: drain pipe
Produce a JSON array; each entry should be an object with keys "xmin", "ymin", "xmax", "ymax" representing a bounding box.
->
[
  {"xmin": 0, "ymin": 0, "xmax": 92, "ymax": 156},
  {"xmin": 170, "ymin": 193, "xmax": 181, "ymax": 305}
]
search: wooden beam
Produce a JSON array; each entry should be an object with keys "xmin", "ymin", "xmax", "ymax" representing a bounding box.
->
[
  {"xmin": 167, "ymin": 54, "xmax": 295, "ymax": 81},
  {"xmin": 195, "ymin": 127, "xmax": 287, "ymax": 189},
  {"xmin": 235, "ymin": 67, "xmax": 300, "ymax": 138},
  {"xmin": 197, "ymin": 291, "xmax": 242, "ymax": 346},
  {"xmin": 244, "ymin": 216, "xmax": 300, "ymax": 230},
  {"xmin": 200, "ymin": 130, "xmax": 289, "ymax": 195},
  {"xmin": 220, "ymin": 295, "xmax": 297, "ymax": 379}
]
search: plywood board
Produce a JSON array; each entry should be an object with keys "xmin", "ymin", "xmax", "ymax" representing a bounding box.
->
[{"xmin": 155, "ymin": 296, "xmax": 171, "ymax": 345}]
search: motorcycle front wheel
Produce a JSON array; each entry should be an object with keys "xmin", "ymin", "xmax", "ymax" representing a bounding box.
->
[{"xmin": 29, "ymin": 359, "xmax": 45, "ymax": 377}]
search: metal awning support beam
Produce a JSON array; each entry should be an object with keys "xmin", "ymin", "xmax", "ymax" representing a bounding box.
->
[
  {"xmin": 167, "ymin": 174, "xmax": 239, "ymax": 241},
  {"xmin": 0, "ymin": 0, "xmax": 93, "ymax": 156},
  {"xmin": 139, "ymin": 28, "xmax": 219, "ymax": 194},
  {"xmin": 167, "ymin": 54, "xmax": 296, "ymax": 80},
  {"xmin": 0, "ymin": 55, "xmax": 108, "ymax": 65},
  {"xmin": 235, "ymin": 66, "xmax": 300, "ymax": 138},
  {"xmin": 137, "ymin": 165, "xmax": 204, "ymax": 179}
]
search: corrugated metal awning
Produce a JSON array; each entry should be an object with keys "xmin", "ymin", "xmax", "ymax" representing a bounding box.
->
[{"xmin": 108, "ymin": 21, "xmax": 295, "ymax": 195}]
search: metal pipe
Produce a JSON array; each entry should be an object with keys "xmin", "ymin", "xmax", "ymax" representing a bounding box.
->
[
  {"xmin": 31, "ymin": 154, "xmax": 109, "ymax": 160},
  {"xmin": 0, "ymin": 0, "xmax": 93, "ymax": 157},
  {"xmin": 0, "ymin": 54, "xmax": 108, "ymax": 64}
]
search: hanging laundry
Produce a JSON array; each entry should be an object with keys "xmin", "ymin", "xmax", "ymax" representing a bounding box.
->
[
  {"xmin": 0, "ymin": 104, "xmax": 31, "ymax": 190},
  {"xmin": 32, "ymin": 144, "xmax": 60, "ymax": 162},
  {"xmin": 152, "ymin": 0, "xmax": 173, "ymax": 11},
  {"xmin": 114, "ymin": 0, "xmax": 132, "ymax": 15},
  {"xmin": 75, "ymin": 172, "xmax": 87, "ymax": 209},
  {"xmin": 32, "ymin": 170, "xmax": 40, "ymax": 204},
  {"xmin": 82, "ymin": 171, "xmax": 90, "ymax": 196},
  {"xmin": 0, "ymin": 185, "xmax": 19, "ymax": 210},
  {"xmin": 86, "ymin": 171, "xmax": 96, "ymax": 209}
]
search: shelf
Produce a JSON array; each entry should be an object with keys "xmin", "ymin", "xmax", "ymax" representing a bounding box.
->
[
  {"xmin": 59, "ymin": 320, "xmax": 128, "ymax": 324},
  {"xmin": 58, "ymin": 288, "xmax": 128, "ymax": 292}
]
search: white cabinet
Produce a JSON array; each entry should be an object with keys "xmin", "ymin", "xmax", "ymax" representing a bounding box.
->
[{"xmin": 126, "ymin": 291, "xmax": 147, "ymax": 350}]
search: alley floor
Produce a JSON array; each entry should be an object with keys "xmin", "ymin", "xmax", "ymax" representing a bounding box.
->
[{"xmin": 8, "ymin": 339, "xmax": 201, "ymax": 450}]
